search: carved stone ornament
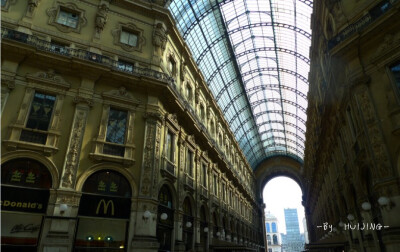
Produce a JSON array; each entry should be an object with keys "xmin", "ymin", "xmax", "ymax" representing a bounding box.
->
[
  {"xmin": 112, "ymin": 22, "xmax": 145, "ymax": 52},
  {"xmin": 47, "ymin": 2, "xmax": 87, "ymax": 33},
  {"xmin": 26, "ymin": 0, "xmax": 40, "ymax": 17},
  {"xmin": 372, "ymin": 32, "xmax": 400, "ymax": 61},
  {"xmin": 26, "ymin": 69, "xmax": 71, "ymax": 90},
  {"xmin": 102, "ymin": 86, "xmax": 141, "ymax": 106},
  {"xmin": 61, "ymin": 110, "xmax": 87, "ymax": 188},
  {"xmin": 141, "ymin": 121, "xmax": 156, "ymax": 196},
  {"xmin": 94, "ymin": 2, "xmax": 109, "ymax": 37},
  {"xmin": 152, "ymin": 22, "xmax": 167, "ymax": 56}
]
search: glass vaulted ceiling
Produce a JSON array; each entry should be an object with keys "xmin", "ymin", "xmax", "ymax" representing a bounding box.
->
[{"xmin": 169, "ymin": 0, "xmax": 312, "ymax": 168}]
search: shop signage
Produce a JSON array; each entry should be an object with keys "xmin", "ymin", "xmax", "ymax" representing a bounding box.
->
[
  {"xmin": 1, "ymin": 186, "xmax": 49, "ymax": 213},
  {"xmin": 78, "ymin": 194, "xmax": 130, "ymax": 219}
]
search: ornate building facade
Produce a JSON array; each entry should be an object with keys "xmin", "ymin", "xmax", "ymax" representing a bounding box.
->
[
  {"xmin": 2, "ymin": 0, "xmax": 400, "ymax": 252},
  {"xmin": 304, "ymin": 0, "xmax": 400, "ymax": 251},
  {"xmin": 1, "ymin": 1, "xmax": 265, "ymax": 251}
]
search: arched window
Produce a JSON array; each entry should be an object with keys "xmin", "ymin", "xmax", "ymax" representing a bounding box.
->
[
  {"xmin": 182, "ymin": 197, "xmax": 193, "ymax": 250},
  {"xmin": 266, "ymin": 222, "xmax": 271, "ymax": 233},
  {"xmin": 1, "ymin": 158, "xmax": 52, "ymax": 251},
  {"xmin": 2, "ymin": 158, "xmax": 52, "ymax": 188},
  {"xmin": 157, "ymin": 185, "xmax": 174, "ymax": 252},
  {"xmin": 271, "ymin": 222, "xmax": 277, "ymax": 233},
  {"xmin": 273, "ymin": 234, "xmax": 278, "ymax": 245},
  {"xmin": 76, "ymin": 170, "xmax": 131, "ymax": 251},
  {"xmin": 267, "ymin": 235, "xmax": 271, "ymax": 245}
]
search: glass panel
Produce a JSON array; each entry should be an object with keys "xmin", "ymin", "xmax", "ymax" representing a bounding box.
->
[
  {"xmin": 1, "ymin": 212, "xmax": 42, "ymax": 247},
  {"xmin": 1, "ymin": 0, "xmax": 7, "ymax": 7},
  {"xmin": 390, "ymin": 61, "xmax": 400, "ymax": 92},
  {"xmin": 26, "ymin": 92, "xmax": 56, "ymax": 131},
  {"xmin": 166, "ymin": 131, "xmax": 173, "ymax": 161},
  {"xmin": 1, "ymin": 158, "xmax": 52, "ymax": 189},
  {"xmin": 120, "ymin": 30, "xmax": 138, "ymax": 47},
  {"xmin": 56, "ymin": 9, "xmax": 79, "ymax": 28},
  {"xmin": 82, "ymin": 170, "xmax": 131, "ymax": 197},
  {"xmin": 106, "ymin": 108, "xmax": 127, "ymax": 144},
  {"xmin": 169, "ymin": 0, "xmax": 312, "ymax": 167},
  {"xmin": 74, "ymin": 217, "xmax": 127, "ymax": 250},
  {"xmin": 186, "ymin": 150, "xmax": 193, "ymax": 177}
]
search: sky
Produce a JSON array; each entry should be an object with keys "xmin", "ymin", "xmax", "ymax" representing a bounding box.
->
[{"xmin": 263, "ymin": 176, "xmax": 305, "ymax": 234}]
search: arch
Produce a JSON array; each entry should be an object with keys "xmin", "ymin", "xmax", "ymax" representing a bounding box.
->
[
  {"xmin": 1, "ymin": 150, "xmax": 60, "ymax": 188},
  {"xmin": 271, "ymin": 222, "xmax": 277, "ymax": 233},
  {"xmin": 199, "ymin": 204, "xmax": 209, "ymax": 222},
  {"xmin": 183, "ymin": 197, "xmax": 193, "ymax": 216},
  {"xmin": 75, "ymin": 163, "xmax": 137, "ymax": 197},
  {"xmin": 255, "ymin": 155, "xmax": 304, "ymax": 199},
  {"xmin": 81, "ymin": 169, "xmax": 131, "ymax": 197}
]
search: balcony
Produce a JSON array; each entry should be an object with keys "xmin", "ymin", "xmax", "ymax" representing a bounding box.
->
[
  {"xmin": 160, "ymin": 158, "xmax": 176, "ymax": 182},
  {"xmin": 1, "ymin": 28, "xmax": 175, "ymax": 86},
  {"xmin": 184, "ymin": 174, "xmax": 194, "ymax": 192},
  {"xmin": 200, "ymin": 186, "xmax": 208, "ymax": 200}
]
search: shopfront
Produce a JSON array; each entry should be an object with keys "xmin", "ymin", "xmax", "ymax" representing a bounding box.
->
[
  {"xmin": 74, "ymin": 170, "xmax": 131, "ymax": 251},
  {"xmin": 1, "ymin": 158, "xmax": 52, "ymax": 252},
  {"xmin": 157, "ymin": 185, "xmax": 174, "ymax": 252}
]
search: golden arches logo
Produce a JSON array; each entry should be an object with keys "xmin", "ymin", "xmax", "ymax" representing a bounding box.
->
[{"xmin": 96, "ymin": 199, "xmax": 114, "ymax": 216}]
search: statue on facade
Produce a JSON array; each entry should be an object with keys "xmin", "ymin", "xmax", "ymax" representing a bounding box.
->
[
  {"xmin": 95, "ymin": 3, "xmax": 109, "ymax": 37},
  {"xmin": 152, "ymin": 22, "xmax": 167, "ymax": 57},
  {"xmin": 26, "ymin": 0, "xmax": 39, "ymax": 17}
]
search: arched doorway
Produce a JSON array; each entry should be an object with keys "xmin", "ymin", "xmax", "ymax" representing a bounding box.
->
[
  {"xmin": 199, "ymin": 205, "xmax": 208, "ymax": 250},
  {"xmin": 157, "ymin": 185, "xmax": 174, "ymax": 252},
  {"xmin": 74, "ymin": 170, "xmax": 132, "ymax": 251},
  {"xmin": 263, "ymin": 176, "xmax": 306, "ymax": 252},
  {"xmin": 1, "ymin": 158, "xmax": 52, "ymax": 252},
  {"xmin": 212, "ymin": 211, "xmax": 219, "ymax": 240},
  {"xmin": 182, "ymin": 197, "xmax": 194, "ymax": 251}
]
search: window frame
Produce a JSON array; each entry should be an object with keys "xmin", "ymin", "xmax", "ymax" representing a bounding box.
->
[
  {"xmin": 90, "ymin": 87, "xmax": 140, "ymax": 166},
  {"xmin": 120, "ymin": 29, "xmax": 139, "ymax": 47},
  {"xmin": 4, "ymin": 70, "xmax": 69, "ymax": 155},
  {"xmin": 56, "ymin": 7, "xmax": 80, "ymax": 28},
  {"xmin": 47, "ymin": 2, "xmax": 87, "ymax": 33},
  {"xmin": 112, "ymin": 22, "xmax": 145, "ymax": 52},
  {"xmin": 388, "ymin": 60, "xmax": 400, "ymax": 104}
]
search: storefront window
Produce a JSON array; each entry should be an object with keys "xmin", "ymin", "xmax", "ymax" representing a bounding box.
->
[
  {"xmin": 1, "ymin": 158, "xmax": 52, "ymax": 251},
  {"xmin": 75, "ymin": 170, "xmax": 131, "ymax": 251},
  {"xmin": 157, "ymin": 185, "xmax": 174, "ymax": 252}
]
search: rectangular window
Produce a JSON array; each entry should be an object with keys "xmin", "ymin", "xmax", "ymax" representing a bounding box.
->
[
  {"xmin": 222, "ymin": 184, "xmax": 226, "ymax": 201},
  {"xmin": 56, "ymin": 9, "xmax": 79, "ymax": 28},
  {"xmin": 202, "ymin": 164, "xmax": 207, "ymax": 187},
  {"xmin": 1, "ymin": 0, "xmax": 7, "ymax": 7},
  {"xmin": 186, "ymin": 149, "xmax": 193, "ymax": 177},
  {"xmin": 166, "ymin": 131, "xmax": 174, "ymax": 161},
  {"xmin": 20, "ymin": 92, "xmax": 56, "ymax": 144},
  {"xmin": 390, "ymin": 61, "xmax": 400, "ymax": 94},
  {"xmin": 103, "ymin": 108, "xmax": 127, "ymax": 156},
  {"xmin": 213, "ymin": 175, "xmax": 217, "ymax": 195},
  {"xmin": 120, "ymin": 30, "xmax": 138, "ymax": 47}
]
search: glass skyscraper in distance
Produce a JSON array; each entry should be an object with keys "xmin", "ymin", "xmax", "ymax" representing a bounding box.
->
[{"xmin": 282, "ymin": 208, "xmax": 304, "ymax": 252}]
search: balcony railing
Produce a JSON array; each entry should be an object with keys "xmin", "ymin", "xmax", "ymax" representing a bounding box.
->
[
  {"xmin": 184, "ymin": 174, "xmax": 194, "ymax": 190},
  {"xmin": 1, "ymin": 28, "xmax": 175, "ymax": 86}
]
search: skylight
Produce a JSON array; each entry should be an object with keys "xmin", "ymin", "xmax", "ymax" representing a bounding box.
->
[{"xmin": 169, "ymin": 0, "xmax": 312, "ymax": 169}]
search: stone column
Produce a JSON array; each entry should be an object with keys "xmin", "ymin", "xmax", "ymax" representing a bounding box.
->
[
  {"xmin": 131, "ymin": 111, "xmax": 164, "ymax": 252},
  {"xmin": 40, "ymin": 78, "xmax": 94, "ymax": 252}
]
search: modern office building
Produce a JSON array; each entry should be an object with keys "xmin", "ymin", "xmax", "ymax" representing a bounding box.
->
[
  {"xmin": 2, "ymin": 0, "xmax": 400, "ymax": 251},
  {"xmin": 282, "ymin": 208, "xmax": 304, "ymax": 252},
  {"xmin": 265, "ymin": 212, "xmax": 282, "ymax": 252}
]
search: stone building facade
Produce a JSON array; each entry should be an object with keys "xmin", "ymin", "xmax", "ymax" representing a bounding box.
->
[
  {"xmin": 1, "ymin": 1, "xmax": 266, "ymax": 251},
  {"xmin": 304, "ymin": 0, "xmax": 400, "ymax": 251}
]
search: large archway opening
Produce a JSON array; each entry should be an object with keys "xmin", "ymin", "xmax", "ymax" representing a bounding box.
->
[{"xmin": 263, "ymin": 176, "xmax": 307, "ymax": 252}]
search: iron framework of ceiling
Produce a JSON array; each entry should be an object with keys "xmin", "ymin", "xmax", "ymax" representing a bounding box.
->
[{"xmin": 168, "ymin": 0, "xmax": 312, "ymax": 169}]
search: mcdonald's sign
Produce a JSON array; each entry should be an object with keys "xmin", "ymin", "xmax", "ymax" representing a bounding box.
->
[
  {"xmin": 78, "ymin": 194, "xmax": 130, "ymax": 219},
  {"xmin": 96, "ymin": 199, "xmax": 114, "ymax": 216}
]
